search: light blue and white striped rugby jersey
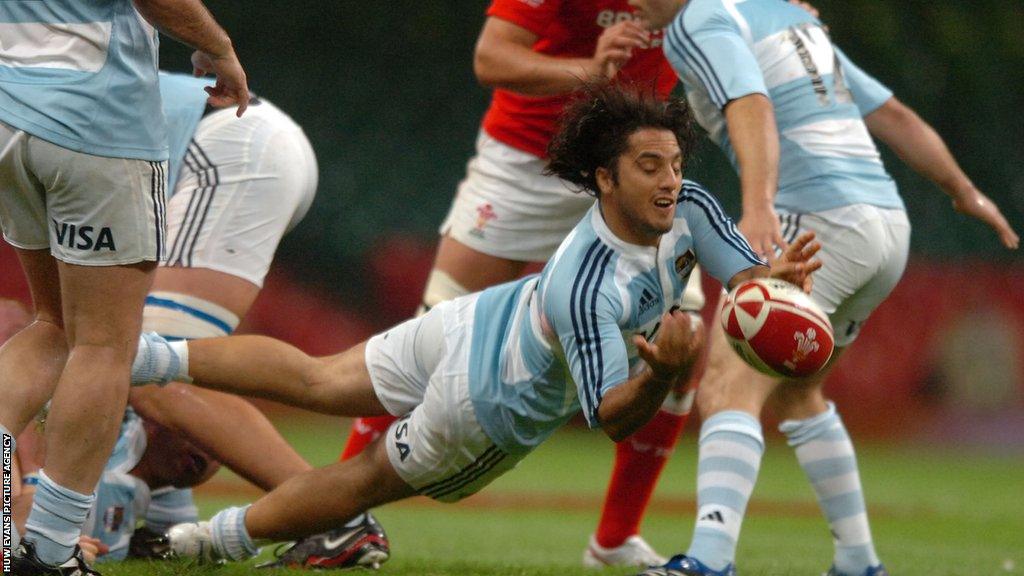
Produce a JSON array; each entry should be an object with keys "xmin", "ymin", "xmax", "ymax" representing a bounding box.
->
[
  {"xmin": 663, "ymin": 0, "xmax": 903, "ymax": 213},
  {"xmin": 468, "ymin": 181, "xmax": 765, "ymax": 457},
  {"xmin": 0, "ymin": 1, "xmax": 166, "ymax": 160},
  {"xmin": 159, "ymin": 72, "xmax": 215, "ymax": 193},
  {"xmin": 81, "ymin": 409, "xmax": 151, "ymax": 561}
]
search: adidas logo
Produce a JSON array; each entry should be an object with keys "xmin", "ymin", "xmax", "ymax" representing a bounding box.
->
[
  {"xmin": 700, "ymin": 510, "xmax": 725, "ymax": 524},
  {"xmin": 638, "ymin": 288, "xmax": 660, "ymax": 315}
]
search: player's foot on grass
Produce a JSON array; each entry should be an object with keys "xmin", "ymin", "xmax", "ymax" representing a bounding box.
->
[
  {"xmin": 826, "ymin": 564, "xmax": 889, "ymax": 576},
  {"xmin": 11, "ymin": 541, "xmax": 100, "ymax": 576},
  {"xmin": 256, "ymin": 512, "xmax": 390, "ymax": 570},
  {"xmin": 583, "ymin": 534, "xmax": 666, "ymax": 568},
  {"xmin": 638, "ymin": 554, "xmax": 735, "ymax": 576},
  {"xmin": 167, "ymin": 521, "xmax": 225, "ymax": 564}
]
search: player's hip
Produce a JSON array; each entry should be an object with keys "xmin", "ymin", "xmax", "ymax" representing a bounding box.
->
[
  {"xmin": 0, "ymin": 121, "xmax": 167, "ymax": 265},
  {"xmin": 366, "ymin": 295, "xmax": 524, "ymax": 502},
  {"xmin": 777, "ymin": 204, "xmax": 911, "ymax": 346}
]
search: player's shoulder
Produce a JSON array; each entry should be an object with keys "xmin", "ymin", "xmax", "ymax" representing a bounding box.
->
[
  {"xmin": 542, "ymin": 224, "xmax": 623, "ymax": 314},
  {"xmin": 676, "ymin": 0, "xmax": 733, "ymax": 33},
  {"xmin": 676, "ymin": 179, "xmax": 723, "ymax": 212}
]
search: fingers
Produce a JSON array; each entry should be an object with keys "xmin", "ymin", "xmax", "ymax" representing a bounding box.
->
[
  {"xmin": 784, "ymin": 231, "xmax": 820, "ymax": 262},
  {"xmin": 234, "ymin": 87, "xmax": 250, "ymax": 117}
]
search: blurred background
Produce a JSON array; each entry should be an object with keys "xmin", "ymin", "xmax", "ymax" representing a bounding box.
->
[{"xmin": 2, "ymin": 0, "xmax": 1022, "ymax": 446}]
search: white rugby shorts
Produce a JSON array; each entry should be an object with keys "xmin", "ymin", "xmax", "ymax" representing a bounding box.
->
[
  {"xmin": 777, "ymin": 204, "xmax": 910, "ymax": 347},
  {"xmin": 365, "ymin": 295, "xmax": 522, "ymax": 502},
  {"xmin": 161, "ymin": 101, "xmax": 317, "ymax": 287},
  {"xmin": 439, "ymin": 130, "xmax": 597, "ymax": 263},
  {"xmin": 440, "ymin": 130, "xmax": 705, "ymax": 311},
  {"xmin": 0, "ymin": 121, "xmax": 166, "ymax": 265}
]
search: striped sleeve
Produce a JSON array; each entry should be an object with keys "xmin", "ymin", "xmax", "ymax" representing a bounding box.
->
[
  {"xmin": 834, "ymin": 46, "xmax": 893, "ymax": 117},
  {"xmin": 663, "ymin": 2, "xmax": 767, "ymax": 109},
  {"xmin": 677, "ymin": 182, "xmax": 766, "ymax": 285},
  {"xmin": 547, "ymin": 240, "xmax": 629, "ymax": 428}
]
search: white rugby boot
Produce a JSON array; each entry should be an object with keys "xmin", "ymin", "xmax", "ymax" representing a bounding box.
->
[{"xmin": 583, "ymin": 534, "xmax": 667, "ymax": 569}]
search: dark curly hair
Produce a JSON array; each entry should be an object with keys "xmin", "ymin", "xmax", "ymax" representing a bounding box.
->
[{"xmin": 545, "ymin": 83, "xmax": 696, "ymax": 197}]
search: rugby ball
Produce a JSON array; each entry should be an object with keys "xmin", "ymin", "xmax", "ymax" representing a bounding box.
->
[{"xmin": 721, "ymin": 278, "xmax": 834, "ymax": 378}]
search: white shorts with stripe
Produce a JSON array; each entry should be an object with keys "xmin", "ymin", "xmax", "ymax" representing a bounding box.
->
[
  {"xmin": 0, "ymin": 121, "xmax": 166, "ymax": 265},
  {"xmin": 778, "ymin": 204, "xmax": 910, "ymax": 347},
  {"xmin": 366, "ymin": 296, "xmax": 523, "ymax": 502},
  {"xmin": 162, "ymin": 100, "xmax": 317, "ymax": 287}
]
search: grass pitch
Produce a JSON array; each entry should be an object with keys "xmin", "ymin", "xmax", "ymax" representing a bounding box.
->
[{"xmin": 101, "ymin": 415, "xmax": 1023, "ymax": 576}]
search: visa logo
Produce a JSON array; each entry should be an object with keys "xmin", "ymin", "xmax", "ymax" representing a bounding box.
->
[{"xmin": 52, "ymin": 219, "xmax": 117, "ymax": 251}]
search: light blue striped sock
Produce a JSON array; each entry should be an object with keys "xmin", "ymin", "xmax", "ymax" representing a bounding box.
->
[
  {"xmin": 24, "ymin": 469, "xmax": 94, "ymax": 565},
  {"xmin": 780, "ymin": 402, "xmax": 880, "ymax": 575},
  {"xmin": 686, "ymin": 411, "xmax": 764, "ymax": 571},
  {"xmin": 145, "ymin": 487, "xmax": 198, "ymax": 533},
  {"xmin": 210, "ymin": 505, "xmax": 259, "ymax": 561}
]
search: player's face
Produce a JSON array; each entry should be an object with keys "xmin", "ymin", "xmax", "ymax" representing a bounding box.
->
[
  {"xmin": 141, "ymin": 420, "xmax": 222, "ymax": 489},
  {"xmin": 628, "ymin": 0, "xmax": 686, "ymax": 30},
  {"xmin": 598, "ymin": 127, "xmax": 682, "ymax": 247}
]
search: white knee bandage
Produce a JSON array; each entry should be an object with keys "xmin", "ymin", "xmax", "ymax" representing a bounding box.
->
[
  {"xmin": 417, "ymin": 270, "xmax": 470, "ymax": 315},
  {"xmin": 143, "ymin": 291, "xmax": 239, "ymax": 339}
]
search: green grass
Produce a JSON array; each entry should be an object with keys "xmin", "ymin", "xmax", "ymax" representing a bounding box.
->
[{"xmin": 100, "ymin": 415, "xmax": 1024, "ymax": 575}]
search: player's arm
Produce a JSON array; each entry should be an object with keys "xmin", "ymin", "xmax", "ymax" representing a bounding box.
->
[
  {"xmin": 679, "ymin": 183, "xmax": 820, "ymax": 292},
  {"xmin": 865, "ymin": 98, "xmax": 1019, "ymax": 249},
  {"xmin": 132, "ymin": 0, "xmax": 249, "ymax": 115},
  {"xmin": 597, "ymin": 310, "xmax": 704, "ymax": 441},
  {"xmin": 474, "ymin": 16, "xmax": 647, "ymax": 96},
  {"xmin": 664, "ymin": 9, "xmax": 783, "ymax": 255},
  {"xmin": 725, "ymin": 94, "xmax": 784, "ymax": 256}
]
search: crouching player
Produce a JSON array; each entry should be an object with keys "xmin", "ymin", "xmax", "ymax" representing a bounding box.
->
[
  {"xmin": 12, "ymin": 411, "xmax": 221, "ymax": 563},
  {"xmin": 130, "ymin": 85, "xmax": 821, "ymax": 564},
  {"xmin": 123, "ymin": 72, "xmax": 391, "ymax": 567}
]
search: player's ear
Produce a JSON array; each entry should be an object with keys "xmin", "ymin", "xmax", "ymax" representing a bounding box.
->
[{"xmin": 596, "ymin": 166, "xmax": 614, "ymax": 197}]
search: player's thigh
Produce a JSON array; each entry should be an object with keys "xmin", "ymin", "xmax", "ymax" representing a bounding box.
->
[
  {"xmin": 362, "ymin": 303, "xmax": 448, "ymax": 416},
  {"xmin": 13, "ymin": 248, "xmax": 62, "ymax": 325},
  {"xmin": 438, "ymin": 131, "xmax": 594, "ymax": 266},
  {"xmin": 29, "ymin": 136, "xmax": 165, "ymax": 267},
  {"xmin": 162, "ymin": 105, "xmax": 317, "ymax": 289},
  {"xmin": 147, "ymin": 267, "xmax": 259, "ymax": 328},
  {"xmin": 790, "ymin": 206, "xmax": 910, "ymax": 346},
  {"xmin": 696, "ymin": 297, "xmax": 778, "ymax": 418},
  {"xmin": 0, "ymin": 124, "xmax": 50, "ymax": 254},
  {"xmin": 432, "ymin": 235, "xmax": 528, "ymax": 292},
  {"xmin": 57, "ymin": 260, "xmax": 155, "ymax": 350},
  {"xmin": 383, "ymin": 371, "xmax": 521, "ymax": 504}
]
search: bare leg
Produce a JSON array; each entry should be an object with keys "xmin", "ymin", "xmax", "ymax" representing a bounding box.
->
[
  {"xmin": 430, "ymin": 235, "xmax": 529, "ymax": 296},
  {"xmin": 131, "ymin": 383, "xmax": 312, "ymax": 490},
  {"xmin": 246, "ymin": 437, "xmax": 414, "ymax": 541},
  {"xmin": 45, "ymin": 260, "xmax": 155, "ymax": 493},
  {"xmin": 0, "ymin": 250, "xmax": 67, "ymax": 437},
  {"xmin": 186, "ymin": 338, "xmax": 387, "ymax": 417},
  {"xmin": 132, "ymin": 267, "xmax": 311, "ymax": 491}
]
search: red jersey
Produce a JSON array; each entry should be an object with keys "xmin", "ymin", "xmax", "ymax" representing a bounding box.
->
[{"xmin": 481, "ymin": 0, "xmax": 678, "ymax": 158}]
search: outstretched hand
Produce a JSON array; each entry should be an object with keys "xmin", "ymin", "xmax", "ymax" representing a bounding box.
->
[
  {"xmin": 633, "ymin": 310, "xmax": 705, "ymax": 383},
  {"xmin": 768, "ymin": 231, "xmax": 822, "ymax": 293},
  {"xmin": 953, "ymin": 189, "xmax": 1019, "ymax": 250}
]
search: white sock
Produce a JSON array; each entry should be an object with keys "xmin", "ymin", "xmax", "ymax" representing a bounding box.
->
[
  {"xmin": 131, "ymin": 333, "xmax": 190, "ymax": 386},
  {"xmin": 210, "ymin": 506, "xmax": 259, "ymax": 561}
]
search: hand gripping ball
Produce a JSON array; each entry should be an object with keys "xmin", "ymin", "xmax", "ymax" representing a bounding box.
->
[{"xmin": 721, "ymin": 278, "xmax": 834, "ymax": 378}]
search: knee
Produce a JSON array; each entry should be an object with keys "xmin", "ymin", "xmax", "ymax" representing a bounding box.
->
[{"xmin": 769, "ymin": 382, "xmax": 826, "ymax": 420}]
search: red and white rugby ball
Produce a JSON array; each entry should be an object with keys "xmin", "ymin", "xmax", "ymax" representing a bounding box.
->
[{"xmin": 721, "ymin": 278, "xmax": 834, "ymax": 378}]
